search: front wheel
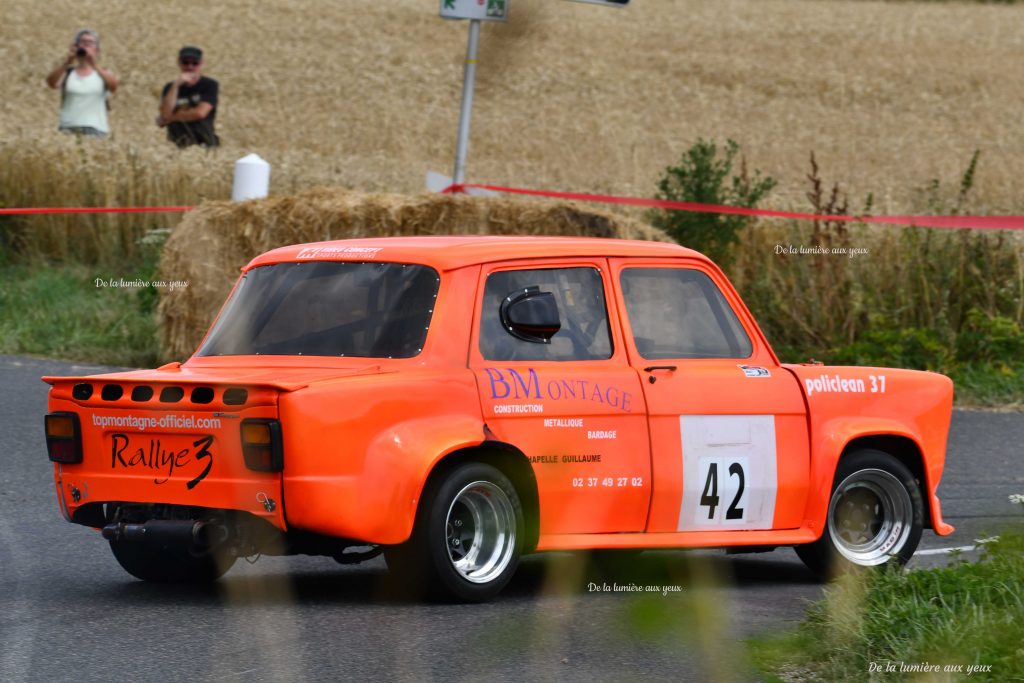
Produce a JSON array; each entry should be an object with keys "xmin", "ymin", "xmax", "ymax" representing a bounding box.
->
[
  {"xmin": 796, "ymin": 449, "xmax": 923, "ymax": 579},
  {"xmin": 386, "ymin": 461, "xmax": 523, "ymax": 602}
]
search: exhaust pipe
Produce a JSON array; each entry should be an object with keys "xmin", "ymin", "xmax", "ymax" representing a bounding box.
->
[{"xmin": 102, "ymin": 519, "xmax": 226, "ymax": 547}]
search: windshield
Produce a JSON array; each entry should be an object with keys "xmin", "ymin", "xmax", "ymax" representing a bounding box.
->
[{"xmin": 197, "ymin": 261, "xmax": 440, "ymax": 358}]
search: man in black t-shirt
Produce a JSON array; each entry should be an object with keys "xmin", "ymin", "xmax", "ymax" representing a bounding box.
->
[{"xmin": 156, "ymin": 46, "xmax": 219, "ymax": 147}]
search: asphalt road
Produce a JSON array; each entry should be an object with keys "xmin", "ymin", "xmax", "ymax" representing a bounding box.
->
[{"xmin": 1, "ymin": 355, "xmax": 1020, "ymax": 683}]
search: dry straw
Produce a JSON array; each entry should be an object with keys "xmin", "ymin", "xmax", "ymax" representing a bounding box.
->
[
  {"xmin": 158, "ymin": 188, "xmax": 669, "ymax": 359},
  {"xmin": 5, "ymin": 0, "xmax": 1024, "ymax": 258}
]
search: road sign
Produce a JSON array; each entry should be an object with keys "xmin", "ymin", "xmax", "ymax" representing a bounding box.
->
[{"xmin": 440, "ymin": 0, "xmax": 508, "ymax": 22}]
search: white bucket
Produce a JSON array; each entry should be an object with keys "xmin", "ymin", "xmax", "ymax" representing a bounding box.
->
[{"xmin": 232, "ymin": 153, "xmax": 270, "ymax": 201}]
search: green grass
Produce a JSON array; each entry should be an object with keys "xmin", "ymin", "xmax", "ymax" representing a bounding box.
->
[
  {"xmin": 0, "ymin": 260, "xmax": 159, "ymax": 368},
  {"xmin": 750, "ymin": 526, "xmax": 1024, "ymax": 682}
]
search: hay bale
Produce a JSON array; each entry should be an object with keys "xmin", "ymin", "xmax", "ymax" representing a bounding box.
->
[{"xmin": 158, "ymin": 187, "xmax": 672, "ymax": 360}]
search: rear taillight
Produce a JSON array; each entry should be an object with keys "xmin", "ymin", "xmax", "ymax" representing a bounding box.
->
[
  {"xmin": 45, "ymin": 412, "xmax": 82, "ymax": 464},
  {"xmin": 240, "ymin": 419, "xmax": 283, "ymax": 472}
]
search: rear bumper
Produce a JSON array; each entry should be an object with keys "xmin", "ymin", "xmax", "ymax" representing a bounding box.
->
[{"xmin": 55, "ymin": 466, "xmax": 287, "ymax": 531}]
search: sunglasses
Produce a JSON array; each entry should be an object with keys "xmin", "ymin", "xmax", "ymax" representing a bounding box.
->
[{"xmin": 180, "ymin": 59, "xmax": 199, "ymax": 66}]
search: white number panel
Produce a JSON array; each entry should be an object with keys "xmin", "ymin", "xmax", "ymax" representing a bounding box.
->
[{"xmin": 677, "ymin": 415, "xmax": 778, "ymax": 531}]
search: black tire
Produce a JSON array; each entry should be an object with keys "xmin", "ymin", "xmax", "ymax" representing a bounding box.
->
[
  {"xmin": 385, "ymin": 461, "xmax": 524, "ymax": 602},
  {"xmin": 796, "ymin": 448, "xmax": 924, "ymax": 579},
  {"xmin": 109, "ymin": 540, "xmax": 236, "ymax": 583}
]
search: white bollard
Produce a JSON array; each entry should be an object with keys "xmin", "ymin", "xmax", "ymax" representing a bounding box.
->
[{"xmin": 232, "ymin": 153, "xmax": 270, "ymax": 201}]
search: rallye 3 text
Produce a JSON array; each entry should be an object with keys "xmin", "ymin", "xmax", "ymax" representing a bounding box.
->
[{"xmin": 43, "ymin": 236, "xmax": 954, "ymax": 601}]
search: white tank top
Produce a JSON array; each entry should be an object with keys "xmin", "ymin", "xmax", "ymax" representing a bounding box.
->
[{"xmin": 59, "ymin": 70, "xmax": 109, "ymax": 134}]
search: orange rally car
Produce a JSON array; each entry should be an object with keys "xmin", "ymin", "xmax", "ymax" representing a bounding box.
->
[{"xmin": 43, "ymin": 236, "xmax": 954, "ymax": 601}]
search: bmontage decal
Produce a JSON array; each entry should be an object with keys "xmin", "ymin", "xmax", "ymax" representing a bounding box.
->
[{"xmin": 484, "ymin": 368, "xmax": 634, "ymax": 413}]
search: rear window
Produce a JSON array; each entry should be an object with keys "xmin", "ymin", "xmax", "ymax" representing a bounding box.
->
[{"xmin": 198, "ymin": 261, "xmax": 440, "ymax": 358}]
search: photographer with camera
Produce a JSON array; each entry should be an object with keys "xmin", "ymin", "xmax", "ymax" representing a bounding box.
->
[
  {"xmin": 156, "ymin": 46, "xmax": 220, "ymax": 148},
  {"xmin": 46, "ymin": 29, "xmax": 119, "ymax": 137}
]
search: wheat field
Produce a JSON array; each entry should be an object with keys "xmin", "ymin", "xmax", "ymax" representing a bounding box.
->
[{"xmin": 4, "ymin": 0, "xmax": 1024, "ymax": 227}]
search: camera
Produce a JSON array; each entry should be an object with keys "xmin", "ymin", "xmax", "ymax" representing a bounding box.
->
[{"xmin": 76, "ymin": 47, "xmax": 86, "ymax": 58}]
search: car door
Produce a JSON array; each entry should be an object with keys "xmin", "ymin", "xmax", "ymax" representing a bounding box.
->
[
  {"xmin": 609, "ymin": 258, "xmax": 809, "ymax": 533},
  {"xmin": 470, "ymin": 260, "xmax": 652, "ymax": 535}
]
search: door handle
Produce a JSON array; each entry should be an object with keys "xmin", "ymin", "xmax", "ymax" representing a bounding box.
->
[{"xmin": 643, "ymin": 365, "xmax": 677, "ymax": 384}]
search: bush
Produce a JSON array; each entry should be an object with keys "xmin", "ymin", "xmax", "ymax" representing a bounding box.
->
[
  {"xmin": 651, "ymin": 139, "xmax": 776, "ymax": 265},
  {"xmin": 957, "ymin": 308, "xmax": 1024, "ymax": 364},
  {"xmin": 830, "ymin": 326, "xmax": 954, "ymax": 372}
]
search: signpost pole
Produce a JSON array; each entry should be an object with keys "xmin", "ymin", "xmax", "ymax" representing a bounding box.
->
[{"xmin": 452, "ymin": 19, "xmax": 481, "ymax": 187}]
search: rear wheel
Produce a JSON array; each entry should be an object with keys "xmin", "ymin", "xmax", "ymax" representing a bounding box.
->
[
  {"xmin": 796, "ymin": 449, "xmax": 923, "ymax": 579},
  {"xmin": 109, "ymin": 540, "xmax": 235, "ymax": 583},
  {"xmin": 386, "ymin": 461, "xmax": 523, "ymax": 602}
]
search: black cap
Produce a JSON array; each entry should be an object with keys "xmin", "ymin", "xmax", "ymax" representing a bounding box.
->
[{"xmin": 178, "ymin": 46, "xmax": 203, "ymax": 61}]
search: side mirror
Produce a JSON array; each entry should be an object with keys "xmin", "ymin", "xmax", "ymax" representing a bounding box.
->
[{"xmin": 500, "ymin": 287, "xmax": 561, "ymax": 343}]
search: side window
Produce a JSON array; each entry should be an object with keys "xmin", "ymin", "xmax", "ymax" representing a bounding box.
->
[
  {"xmin": 480, "ymin": 267, "xmax": 612, "ymax": 361},
  {"xmin": 620, "ymin": 268, "xmax": 752, "ymax": 360}
]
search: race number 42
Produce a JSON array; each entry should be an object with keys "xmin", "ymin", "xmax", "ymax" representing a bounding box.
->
[
  {"xmin": 696, "ymin": 457, "xmax": 749, "ymax": 524},
  {"xmin": 678, "ymin": 414, "xmax": 777, "ymax": 531}
]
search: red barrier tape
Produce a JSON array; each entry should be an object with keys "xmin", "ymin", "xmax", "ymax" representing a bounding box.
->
[
  {"xmin": 5, "ymin": 183, "xmax": 1024, "ymax": 231},
  {"xmin": 0, "ymin": 206, "xmax": 192, "ymax": 215},
  {"xmin": 447, "ymin": 183, "xmax": 1024, "ymax": 232}
]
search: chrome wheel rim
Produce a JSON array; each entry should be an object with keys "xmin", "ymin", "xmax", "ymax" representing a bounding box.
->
[
  {"xmin": 445, "ymin": 480, "xmax": 516, "ymax": 584},
  {"xmin": 827, "ymin": 468, "xmax": 912, "ymax": 566}
]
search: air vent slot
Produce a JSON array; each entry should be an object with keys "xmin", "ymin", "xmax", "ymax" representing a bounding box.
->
[
  {"xmin": 72, "ymin": 383, "xmax": 93, "ymax": 400},
  {"xmin": 191, "ymin": 387, "xmax": 214, "ymax": 404},
  {"xmin": 131, "ymin": 386, "xmax": 154, "ymax": 402},
  {"xmin": 223, "ymin": 387, "xmax": 248, "ymax": 406},
  {"xmin": 101, "ymin": 384, "xmax": 124, "ymax": 401},
  {"xmin": 159, "ymin": 386, "xmax": 185, "ymax": 403}
]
